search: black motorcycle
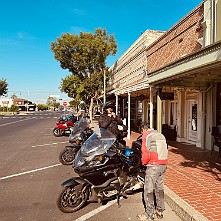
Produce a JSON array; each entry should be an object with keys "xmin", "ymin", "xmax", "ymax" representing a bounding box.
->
[
  {"xmin": 57, "ymin": 128, "xmax": 145, "ymax": 213},
  {"xmin": 59, "ymin": 117, "xmax": 93, "ymax": 165}
]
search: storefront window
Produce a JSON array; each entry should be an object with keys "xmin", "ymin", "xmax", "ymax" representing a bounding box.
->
[
  {"xmin": 192, "ymin": 104, "xmax": 197, "ymax": 131},
  {"xmin": 217, "ymin": 83, "xmax": 221, "ymax": 125}
]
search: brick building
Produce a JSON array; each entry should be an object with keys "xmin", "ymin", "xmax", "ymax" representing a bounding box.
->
[
  {"xmin": 108, "ymin": 0, "xmax": 221, "ymax": 152},
  {"xmin": 13, "ymin": 98, "xmax": 36, "ymax": 111}
]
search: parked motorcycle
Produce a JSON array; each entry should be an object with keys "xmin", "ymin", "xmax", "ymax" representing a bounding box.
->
[
  {"xmin": 53, "ymin": 113, "xmax": 77, "ymax": 137},
  {"xmin": 56, "ymin": 128, "xmax": 144, "ymax": 213},
  {"xmin": 59, "ymin": 117, "xmax": 93, "ymax": 165}
]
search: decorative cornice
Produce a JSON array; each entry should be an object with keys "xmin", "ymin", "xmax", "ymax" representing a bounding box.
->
[{"xmin": 147, "ymin": 41, "xmax": 221, "ymax": 79}]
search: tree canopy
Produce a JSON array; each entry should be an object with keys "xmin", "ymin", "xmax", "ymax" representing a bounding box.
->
[
  {"xmin": 0, "ymin": 79, "xmax": 8, "ymax": 96},
  {"xmin": 51, "ymin": 28, "xmax": 117, "ymax": 116}
]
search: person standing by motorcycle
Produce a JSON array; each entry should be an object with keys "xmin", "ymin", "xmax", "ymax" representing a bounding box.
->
[
  {"xmin": 98, "ymin": 101, "xmax": 125, "ymax": 141},
  {"xmin": 137, "ymin": 125, "xmax": 168, "ymax": 221}
]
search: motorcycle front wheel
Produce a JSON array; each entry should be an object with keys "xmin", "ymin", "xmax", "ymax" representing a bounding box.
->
[
  {"xmin": 57, "ymin": 186, "xmax": 89, "ymax": 213},
  {"xmin": 59, "ymin": 147, "xmax": 76, "ymax": 165},
  {"xmin": 53, "ymin": 128, "xmax": 62, "ymax": 137}
]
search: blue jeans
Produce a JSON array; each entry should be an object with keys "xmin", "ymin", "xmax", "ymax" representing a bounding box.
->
[{"xmin": 144, "ymin": 165, "xmax": 167, "ymax": 217}]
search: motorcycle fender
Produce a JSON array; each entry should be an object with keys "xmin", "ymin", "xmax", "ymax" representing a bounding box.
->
[
  {"xmin": 61, "ymin": 178, "xmax": 88, "ymax": 196},
  {"xmin": 62, "ymin": 178, "xmax": 79, "ymax": 187},
  {"xmin": 59, "ymin": 124, "xmax": 67, "ymax": 129},
  {"xmin": 61, "ymin": 177, "xmax": 86, "ymax": 188}
]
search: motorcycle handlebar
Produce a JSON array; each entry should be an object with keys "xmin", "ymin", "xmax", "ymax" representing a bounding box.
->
[{"xmin": 110, "ymin": 143, "xmax": 128, "ymax": 159}]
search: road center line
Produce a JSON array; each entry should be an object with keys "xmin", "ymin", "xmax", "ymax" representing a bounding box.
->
[
  {"xmin": 0, "ymin": 163, "xmax": 61, "ymax": 180},
  {"xmin": 74, "ymin": 199, "xmax": 119, "ymax": 221},
  {"xmin": 32, "ymin": 141, "xmax": 68, "ymax": 147}
]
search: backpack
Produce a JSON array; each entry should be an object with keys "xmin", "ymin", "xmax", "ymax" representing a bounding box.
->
[{"xmin": 146, "ymin": 130, "xmax": 168, "ymax": 160}]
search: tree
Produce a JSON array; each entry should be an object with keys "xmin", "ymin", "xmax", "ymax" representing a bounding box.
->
[
  {"xmin": 47, "ymin": 97, "xmax": 60, "ymax": 110},
  {"xmin": 37, "ymin": 104, "xmax": 48, "ymax": 111},
  {"xmin": 9, "ymin": 104, "xmax": 19, "ymax": 114},
  {"xmin": 0, "ymin": 79, "xmax": 8, "ymax": 96},
  {"xmin": 51, "ymin": 28, "xmax": 117, "ymax": 120}
]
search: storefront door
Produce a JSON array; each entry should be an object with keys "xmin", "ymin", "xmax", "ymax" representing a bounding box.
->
[{"xmin": 187, "ymin": 100, "xmax": 198, "ymax": 142}]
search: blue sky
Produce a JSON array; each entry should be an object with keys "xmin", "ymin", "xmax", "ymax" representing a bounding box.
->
[{"xmin": 0, "ymin": 0, "xmax": 202, "ymax": 104}]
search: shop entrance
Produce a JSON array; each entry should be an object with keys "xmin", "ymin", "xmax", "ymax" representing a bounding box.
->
[{"xmin": 187, "ymin": 100, "xmax": 198, "ymax": 142}]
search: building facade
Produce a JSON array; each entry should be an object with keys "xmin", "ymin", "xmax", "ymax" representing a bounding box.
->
[
  {"xmin": 108, "ymin": 30, "xmax": 165, "ymax": 133},
  {"xmin": 108, "ymin": 0, "xmax": 221, "ymax": 152}
]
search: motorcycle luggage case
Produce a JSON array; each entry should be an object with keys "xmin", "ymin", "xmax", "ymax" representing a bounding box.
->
[{"xmin": 75, "ymin": 164, "xmax": 119, "ymax": 186}]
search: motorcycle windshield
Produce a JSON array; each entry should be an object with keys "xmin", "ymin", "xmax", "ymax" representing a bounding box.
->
[
  {"xmin": 57, "ymin": 114, "xmax": 67, "ymax": 122},
  {"xmin": 66, "ymin": 113, "xmax": 77, "ymax": 122},
  {"xmin": 69, "ymin": 118, "xmax": 90, "ymax": 142},
  {"xmin": 74, "ymin": 128, "xmax": 116, "ymax": 169}
]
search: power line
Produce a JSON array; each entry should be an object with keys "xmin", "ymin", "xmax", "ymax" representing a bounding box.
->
[{"xmin": 8, "ymin": 90, "xmax": 63, "ymax": 94}]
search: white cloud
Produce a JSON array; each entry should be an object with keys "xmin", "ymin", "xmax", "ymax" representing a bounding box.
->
[
  {"xmin": 17, "ymin": 32, "xmax": 36, "ymax": 40},
  {"xmin": 71, "ymin": 8, "xmax": 85, "ymax": 16}
]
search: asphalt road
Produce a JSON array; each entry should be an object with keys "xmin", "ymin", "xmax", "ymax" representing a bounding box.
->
[{"xmin": 0, "ymin": 111, "xmax": 182, "ymax": 221}]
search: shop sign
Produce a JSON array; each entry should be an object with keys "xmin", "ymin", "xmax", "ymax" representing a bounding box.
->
[{"xmin": 160, "ymin": 92, "xmax": 174, "ymax": 100}]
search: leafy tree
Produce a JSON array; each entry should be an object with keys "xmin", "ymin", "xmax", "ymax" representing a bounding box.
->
[
  {"xmin": 54, "ymin": 102, "xmax": 60, "ymax": 109},
  {"xmin": 9, "ymin": 104, "xmax": 19, "ymax": 113},
  {"xmin": 46, "ymin": 97, "xmax": 60, "ymax": 110},
  {"xmin": 0, "ymin": 79, "xmax": 8, "ymax": 96},
  {"xmin": 37, "ymin": 104, "xmax": 48, "ymax": 111},
  {"xmin": 60, "ymin": 75, "xmax": 81, "ymax": 99},
  {"xmin": 51, "ymin": 28, "xmax": 117, "ymax": 120}
]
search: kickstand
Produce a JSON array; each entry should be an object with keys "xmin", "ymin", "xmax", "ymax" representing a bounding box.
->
[{"xmin": 117, "ymin": 194, "xmax": 121, "ymax": 208}]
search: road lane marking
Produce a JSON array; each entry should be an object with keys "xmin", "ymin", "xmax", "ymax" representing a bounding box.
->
[
  {"xmin": 74, "ymin": 199, "xmax": 119, "ymax": 221},
  {"xmin": 32, "ymin": 141, "xmax": 68, "ymax": 147},
  {"xmin": 1, "ymin": 161, "xmax": 120, "ymax": 220},
  {"xmin": 0, "ymin": 118, "xmax": 30, "ymax": 127},
  {"xmin": 0, "ymin": 164, "xmax": 61, "ymax": 180}
]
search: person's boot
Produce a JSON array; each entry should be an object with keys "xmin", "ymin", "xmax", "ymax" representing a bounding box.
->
[
  {"xmin": 137, "ymin": 212, "xmax": 154, "ymax": 220},
  {"xmin": 155, "ymin": 210, "xmax": 163, "ymax": 219}
]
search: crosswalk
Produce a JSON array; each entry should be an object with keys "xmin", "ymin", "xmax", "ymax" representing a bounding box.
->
[
  {"xmin": 3, "ymin": 116, "xmax": 57, "ymax": 119},
  {"xmin": 0, "ymin": 113, "xmax": 59, "ymax": 120}
]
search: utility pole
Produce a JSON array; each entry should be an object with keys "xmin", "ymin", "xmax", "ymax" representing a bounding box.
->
[
  {"xmin": 36, "ymin": 93, "xmax": 39, "ymax": 111},
  {"xmin": 103, "ymin": 69, "xmax": 106, "ymax": 105}
]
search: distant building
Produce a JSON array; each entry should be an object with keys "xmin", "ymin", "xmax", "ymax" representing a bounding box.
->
[
  {"xmin": 13, "ymin": 98, "xmax": 36, "ymax": 111},
  {"xmin": 0, "ymin": 98, "xmax": 13, "ymax": 108}
]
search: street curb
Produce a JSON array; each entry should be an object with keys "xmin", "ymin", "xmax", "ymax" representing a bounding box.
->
[
  {"xmin": 86, "ymin": 124, "xmax": 208, "ymax": 221},
  {"xmin": 164, "ymin": 186, "xmax": 208, "ymax": 221}
]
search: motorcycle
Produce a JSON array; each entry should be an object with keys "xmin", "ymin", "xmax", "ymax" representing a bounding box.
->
[
  {"xmin": 53, "ymin": 113, "xmax": 77, "ymax": 137},
  {"xmin": 59, "ymin": 117, "xmax": 93, "ymax": 165},
  {"xmin": 56, "ymin": 128, "xmax": 145, "ymax": 213}
]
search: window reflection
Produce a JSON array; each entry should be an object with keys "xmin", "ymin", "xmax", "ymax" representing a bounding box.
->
[{"xmin": 192, "ymin": 104, "xmax": 197, "ymax": 131}]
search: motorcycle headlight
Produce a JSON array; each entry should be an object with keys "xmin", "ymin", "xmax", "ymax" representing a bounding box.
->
[
  {"xmin": 74, "ymin": 157, "xmax": 85, "ymax": 168},
  {"xmin": 98, "ymin": 155, "xmax": 103, "ymax": 162},
  {"xmin": 88, "ymin": 155, "xmax": 104, "ymax": 167}
]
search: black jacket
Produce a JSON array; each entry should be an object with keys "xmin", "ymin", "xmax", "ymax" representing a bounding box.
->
[{"xmin": 98, "ymin": 113, "xmax": 123, "ymax": 137}]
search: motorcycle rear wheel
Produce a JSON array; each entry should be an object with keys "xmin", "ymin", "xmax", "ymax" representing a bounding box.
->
[
  {"xmin": 53, "ymin": 128, "xmax": 62, "ymax": 137},
  {"xmin": 57, "ymin": 186, "xmax": 89, "ymax": 213},
  {"xmin": 59, "ymin": 147, "xmax": 76, "ymax": 165}
]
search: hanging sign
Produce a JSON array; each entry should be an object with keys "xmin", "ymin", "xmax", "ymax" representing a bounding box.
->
[{"xmin": 160, "ymin": 92, "xmax": 174, "ymax": 100}]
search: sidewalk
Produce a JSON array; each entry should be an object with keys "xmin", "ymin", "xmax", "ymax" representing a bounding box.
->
[
  {"xmin": 90, "ymin": 121, "xmax": 221, "ymax": 221},
  {"xmin": 126, "ymin": 132, "xmax": 221, "ymax": 221}
]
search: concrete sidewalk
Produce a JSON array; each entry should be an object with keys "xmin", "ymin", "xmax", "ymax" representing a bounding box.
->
[{"xmin": 126, "ymin": 132, "xmax": 221, "ymax": 221}]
